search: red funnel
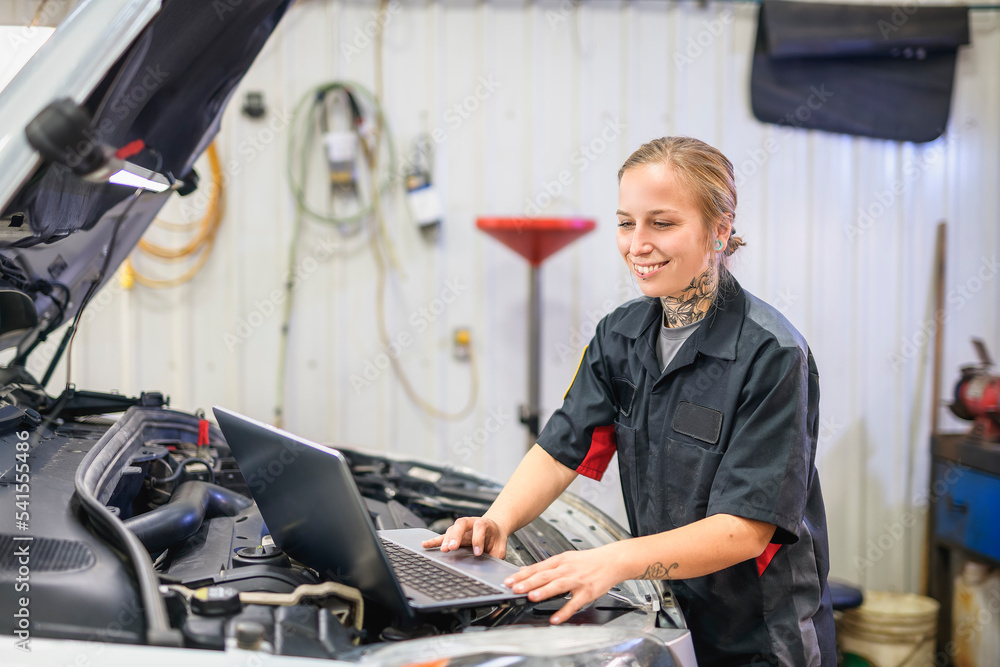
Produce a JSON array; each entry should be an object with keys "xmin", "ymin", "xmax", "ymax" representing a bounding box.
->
[{"xmin": 477, "ymin": 217, "xmax": 596, "ymax": 267}]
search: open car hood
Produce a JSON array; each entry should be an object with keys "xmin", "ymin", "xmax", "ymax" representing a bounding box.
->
[{"xmin": 0, "ymin": 0, "xmax": 292, "ymax": 353}]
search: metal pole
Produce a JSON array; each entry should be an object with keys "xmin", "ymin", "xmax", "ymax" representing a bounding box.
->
[
  {"xmin": 520, "ymin": 264, "xmax": 542, "ymax": 449},
  {"xmin": 931, "ymin": 221, "xmax": 946, "ymax": 436}
]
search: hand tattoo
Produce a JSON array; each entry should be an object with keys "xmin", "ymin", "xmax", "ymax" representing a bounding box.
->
[
  {"xmin": 661, "ymin": 267, "xmax": 717, "ymax": 327},
  {"xmin": 639, "ymin": 562, "xmax": 680, "ymax": 580}
]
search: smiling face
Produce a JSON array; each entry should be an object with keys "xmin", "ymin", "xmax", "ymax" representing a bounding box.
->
[{"xmin": 617, "ymin": 162, "xmax": 719, "ymax": 299}]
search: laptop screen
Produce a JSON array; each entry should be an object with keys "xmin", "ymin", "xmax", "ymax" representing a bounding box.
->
[{"xmin": 212, "ymin": 406, "xmax": 413, "ymax": 619}]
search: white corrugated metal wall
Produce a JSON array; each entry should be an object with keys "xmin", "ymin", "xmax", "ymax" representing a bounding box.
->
[{"xmin": 9, "ymin": 0, "xmax": 1000, "ymax": 595}]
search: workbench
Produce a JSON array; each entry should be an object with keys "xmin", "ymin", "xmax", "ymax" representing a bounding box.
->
[{"xmin": 927, "ymin": 433, "xmax": 1000, "ymax": 659}]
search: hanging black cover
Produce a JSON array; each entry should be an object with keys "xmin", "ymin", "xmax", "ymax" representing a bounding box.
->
[{"xmin": 750, "ymin": 0, "xmax": 970, "ymax": 143}]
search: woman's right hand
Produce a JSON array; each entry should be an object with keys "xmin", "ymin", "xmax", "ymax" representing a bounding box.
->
[
  {"xmin": 420, "ymin": 516, "xmax": 509, "ymax": 559},
  {"xmin": 420, "ymin": 446, "xmax": 576, "ymax": 561}
]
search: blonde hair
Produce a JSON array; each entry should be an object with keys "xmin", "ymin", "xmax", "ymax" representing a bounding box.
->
[{"xmin": 618, "ymin": 136, "xmax": 746, "ymax": 263}]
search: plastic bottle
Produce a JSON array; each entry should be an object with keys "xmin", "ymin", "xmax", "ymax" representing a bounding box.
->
[{"xmin": 952, "ymin": 560, "xmax": 1000, "ymax": 667}]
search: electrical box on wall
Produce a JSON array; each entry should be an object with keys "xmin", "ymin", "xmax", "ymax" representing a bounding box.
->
[
  {"xmin": 324, "ymin": 130, "xmax": 358, "ymax": 191},
  {"xmin": 405, "ymin": 172, "xmax": 443, "ymax": 231}
]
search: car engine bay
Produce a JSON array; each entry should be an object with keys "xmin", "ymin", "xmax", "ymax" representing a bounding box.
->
[{"xmin": 0, "ymin": 400, "xmax": 680, "ymax": 661}]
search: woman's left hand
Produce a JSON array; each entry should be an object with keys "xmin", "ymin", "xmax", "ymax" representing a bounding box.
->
[{"xmin": 504, "ymin": 545, "xmax": 625, "ymax": 624}]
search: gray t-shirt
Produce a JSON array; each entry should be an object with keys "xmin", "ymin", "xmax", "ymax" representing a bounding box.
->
[{"xmin": 656, "ymin": 316, "xmax": 702, "ymax": 372}]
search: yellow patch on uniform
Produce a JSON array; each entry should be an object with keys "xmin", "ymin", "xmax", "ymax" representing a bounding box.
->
[{"xmin": 565, "ymin": 346, "xmax": 588, "ymax": 400}]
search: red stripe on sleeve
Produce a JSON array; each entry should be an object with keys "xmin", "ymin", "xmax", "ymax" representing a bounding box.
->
[
  {"xmin": 576, "ymin": 424, "xmax": 616, "ymax": 481},
  {"xmin": 757, "ymin": 543, "xmax": 781, "ymax": 576}
]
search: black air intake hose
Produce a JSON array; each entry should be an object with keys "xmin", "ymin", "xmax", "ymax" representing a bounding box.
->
[{"xmin": 124, "ymin": 481, "xmax": 253, "ymax": 553}]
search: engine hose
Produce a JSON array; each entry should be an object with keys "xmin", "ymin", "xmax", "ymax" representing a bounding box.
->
[
  {"xmin": 152, "ymin": 456, "xmax": 216, "ymax": 485},
  {"xmin": 124, "ymin": 481, "xmax": 252, "ymax": 553}
]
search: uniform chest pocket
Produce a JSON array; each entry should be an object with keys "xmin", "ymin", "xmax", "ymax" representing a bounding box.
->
[
  {"xmin": 612, "ymin": 377, "xmax": 636, "ymax": 417},
  {"xmin": 672, "ymin": 401, "xmax": 723, "ymax": 445},
  {"xmin": 650, "ymin": 437, "xmax": 725, "ymax": 528}
]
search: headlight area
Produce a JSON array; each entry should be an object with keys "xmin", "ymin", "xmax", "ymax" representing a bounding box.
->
[{"xmin": 361, "ymin": 624, "xmax": 696, "ymax": 667}]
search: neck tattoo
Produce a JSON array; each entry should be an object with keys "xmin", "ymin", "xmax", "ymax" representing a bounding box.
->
[{"xmin": 661, "ymin": 268, "xmax": 717, "ymax": 328}]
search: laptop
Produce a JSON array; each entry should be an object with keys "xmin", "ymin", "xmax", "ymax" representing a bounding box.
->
[{"xmin": 212, "ymin": 406, "xmax": 527, "ymax": 620}]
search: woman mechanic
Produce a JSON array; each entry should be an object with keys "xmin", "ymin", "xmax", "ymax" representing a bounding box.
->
[{"xmin": 424, "ymin": 137, "xmax": 836, "ymax": 665}]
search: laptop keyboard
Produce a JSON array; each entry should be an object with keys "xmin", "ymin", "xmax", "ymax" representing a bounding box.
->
[{"xmin": 380, "ymin": 538, "xmax": 502, "ymax": 601}]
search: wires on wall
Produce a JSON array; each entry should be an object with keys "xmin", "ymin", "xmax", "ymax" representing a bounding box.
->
[
  {"xmin": 367, "ymin": 0, "xmax": 478, "ymax": 422},
  {"xmin": 276, "ymin": 0, "xmax": 478, "ymax": 425},
  {"xmin": 286, "ymin": 81, "xmax": 398, "ymax": 240},
  {"xmin": 124, "ymin": 142, "xmax": 225, "ymax": 290},
  {"xmin": 277, "ymin": 80, "xmax": 395, "ymax": 427}
]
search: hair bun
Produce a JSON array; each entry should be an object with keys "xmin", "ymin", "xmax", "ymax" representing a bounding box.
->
[{"xmin": 726, "ymin": 232, "xmax": 746, "ymax": 256}]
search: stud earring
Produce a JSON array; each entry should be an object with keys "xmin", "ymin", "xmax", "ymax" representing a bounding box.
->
[{"xmin": 714, "ymin": 239, "xmax": 724, "ymax": 251}]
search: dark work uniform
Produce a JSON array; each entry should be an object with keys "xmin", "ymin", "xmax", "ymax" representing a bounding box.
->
[{"xmin": 537, "ymin": 278, "xmax": 836, "ymax": 666}]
